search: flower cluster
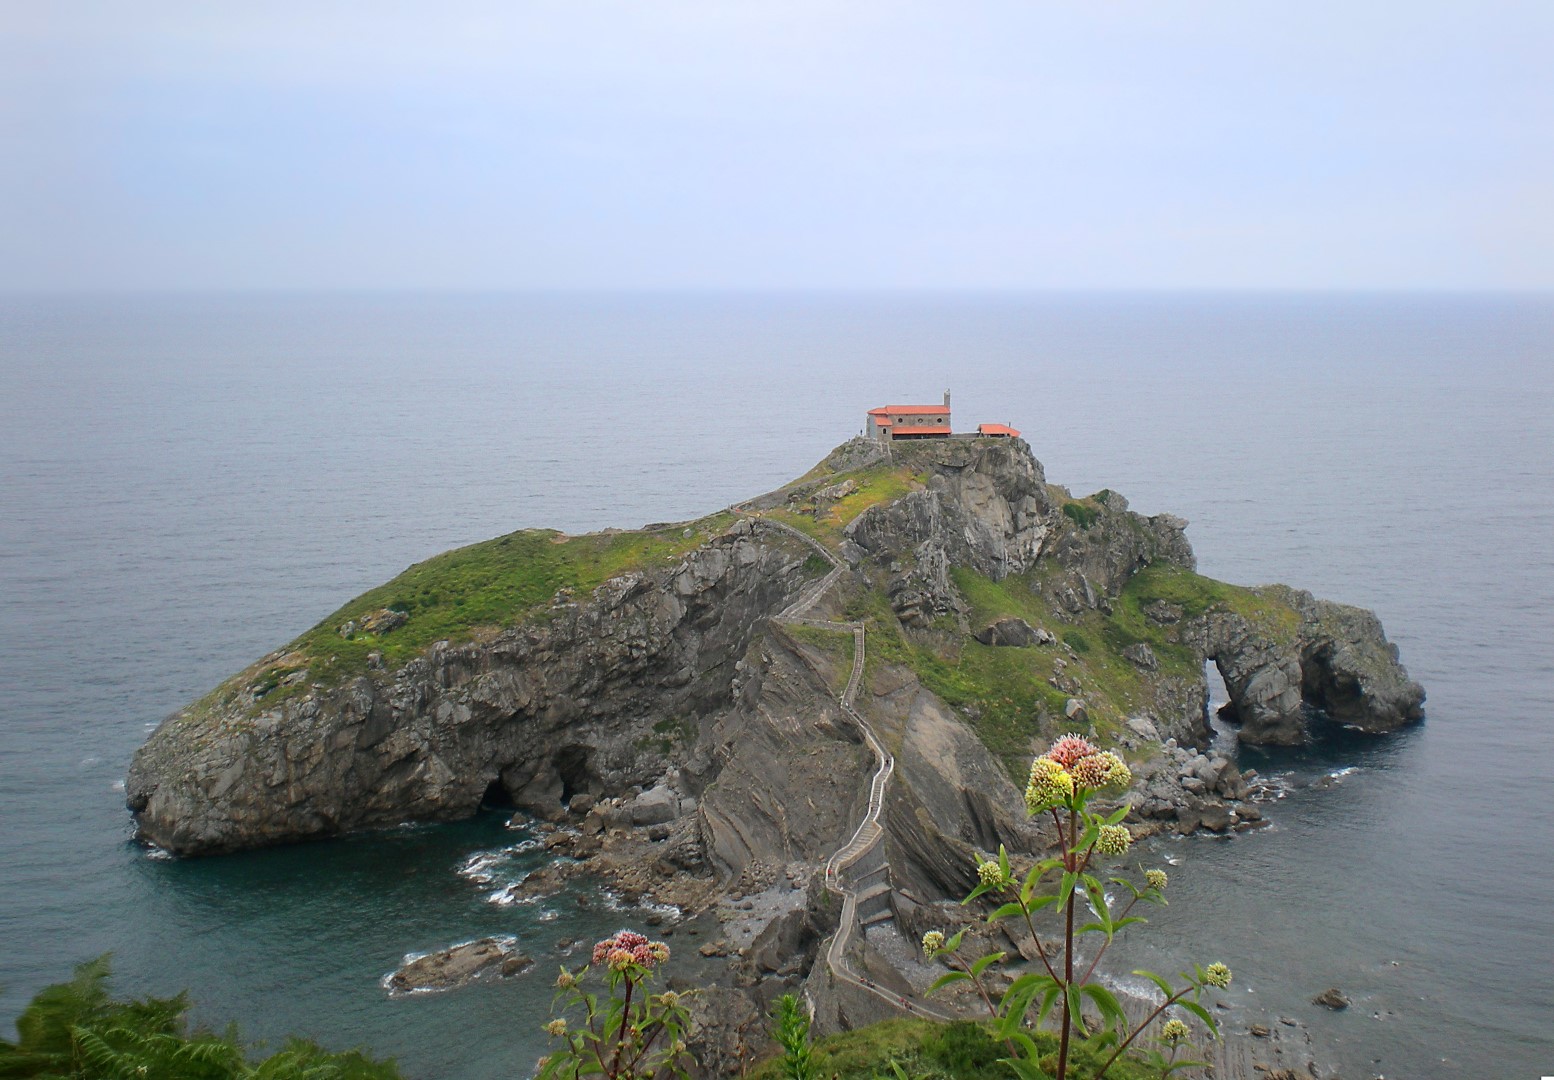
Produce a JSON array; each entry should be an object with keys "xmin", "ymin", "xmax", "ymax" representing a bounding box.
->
[
  {"xmin": 1145, "ymin": 868, "xmax": 1169, "ymax": 891},
  {"xmin": 1158, "ymin": 1017, "xmax": 1190, "ymax": 1043},
  {"xmin": 545, "ymin": 1019, "xmax": 568, "ymax": 1037},
  {"xmin": 921, "ymin": 930, "xmax": 946, "ymax": 958},
  {"xmin": 591, "ymin": 930, "xmax": 670, "ymax": 972},
  {"xmin": 1096, "ymin": 824, "xmax": 1132, "ymax": 856},
  {"xmin": 977, "ymin": 857, "xmax": 1010, "ymax": 889},
  {"xmin": 1203, "ymin": 962, "xmax": 1232, "ymax": 989},
  {"xmin": 1023, "ymin": 735, "xmax": 1133, "ymax": 816},
  {"xmin": 1024, "ymin": 756, "xmax": 1075, "ymax": 813}
]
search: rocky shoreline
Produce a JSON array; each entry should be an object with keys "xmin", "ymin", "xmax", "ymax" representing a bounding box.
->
[{"xmin": 126, "ymin": 436, "xmax": 1421, "ymax": 1077}]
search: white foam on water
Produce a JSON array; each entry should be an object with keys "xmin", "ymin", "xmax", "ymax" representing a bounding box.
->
[{"xmin": 110, "ymin": 779, "xmax": 125, "ymax": 792}]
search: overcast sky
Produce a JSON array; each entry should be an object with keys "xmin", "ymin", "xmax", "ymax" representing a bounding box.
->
[{"xmin": 2, "ymin": 1, "xmax": 1550, "ymax": 291}]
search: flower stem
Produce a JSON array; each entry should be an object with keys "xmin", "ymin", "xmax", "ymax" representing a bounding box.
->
[
  {"xmin": 1095, "ymin": 988, "xmax": 1191, "ymax": 1079},
  {"xmin": 1056, "ymin": 806, "xmax": 1078, "ymax": 1080}
]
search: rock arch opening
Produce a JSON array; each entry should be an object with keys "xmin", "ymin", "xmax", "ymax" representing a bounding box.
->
[{"xmin": 554, "ymin": 745, "xmax": 601, "ymax": 807}]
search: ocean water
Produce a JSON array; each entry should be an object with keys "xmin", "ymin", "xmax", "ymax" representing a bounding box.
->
[{"xmin": 1, "ymin": 293, "xmax": 1550, "ymax": 1079}]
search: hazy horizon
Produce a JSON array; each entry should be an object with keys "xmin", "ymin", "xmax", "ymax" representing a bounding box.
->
[{"xmin": 4, "ymin": 2, "xmax": 1552, "ymax": 294}]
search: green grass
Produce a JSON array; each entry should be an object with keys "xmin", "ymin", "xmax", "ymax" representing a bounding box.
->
[
  {"xmin": 780, "ymin": 622, "xmax": 857, "ymax": 695},
  {"xmin": 748, "ymin": 1018, "xmax": 1156, "ymax": 1080},
  {"xmin": 1113, "ymin": 564, "xmax": 1300, "ymax": 650},
  {"xmin": 847, "ymin": 584, "xmax": 1065, "ymax": 776},
  {"xmin": 199, "ymin": 511, "xmax": 741, "ymax": 721},
  {"xmin": 849, "ymin": 561, "xmax": 1308, "ymax": 780},
  {"xmin": 1062, "ymin": 501, "xmax": 1100, "ymax": 529},
  {"xmin": 767, "ymin": 463, "xmax": 927, "ymax": 548}
]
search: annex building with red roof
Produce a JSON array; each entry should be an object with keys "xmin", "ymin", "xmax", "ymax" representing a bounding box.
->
[{"xmin": 866, "ymin": 392, "xmax": 1020, "ymax": 442}]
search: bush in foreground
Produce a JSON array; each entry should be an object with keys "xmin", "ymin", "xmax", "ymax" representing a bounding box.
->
[{"xmin": 0, "ymin": 956, "xmax": 402, "ymax": 1079}]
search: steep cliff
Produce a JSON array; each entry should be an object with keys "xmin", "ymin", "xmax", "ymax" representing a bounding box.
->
[{"xmin": 128, "ymin": 437, "xmax": 1422, "ymax": 859}]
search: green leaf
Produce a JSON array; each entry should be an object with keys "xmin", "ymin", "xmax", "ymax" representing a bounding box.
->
[
  {"xmin": 944, "ymin": 928, "xmax": 968, "ymax": 953},
  {"xmin": 1178, "ymin": 999, "xmax": 1220, "ymax": 1037},
  {"xmin": 927, "ymin": 971, "xmax": 971, "ymax": 995},
  {"xmin": 1079, "ymin": 983, "xmax": 1126, "ymax": 1034},
  {"xmin": 1106, "ymin": 805, "xmax": 1130, "ymax": 825},
  {"xmin": 1132, "ymin": 969, "xmax": 1175, "ymax": 999},
  {"xmin": 1036, "ymin": 985, "xmax": 1063, "ymax": 1027},
  {"xmin": 1058, "ymin": 871, "xmax": 1078, "ymax": 907},
  {"xmin": 990, "ymin": 901, "xmax": 1026, "ymax": 922},
  {"xmin": 998, "ymin": 845, "xmax": 1012, "ymax": 879},
  {"xmin": 997, "ymin": 974, "xmax": 1051, "ymax": 1036},
  {"xmin": 969, "ymin": 952, "xmax": 1006, "ymax": 978},
  {"xmin": 1064, "ymin": 983, "xmax": 1084, "ymax": 1027},
  {"xmin": 964, "ymin": 881, "xmax": 992, "ymax": 904},
  {"xmin": 1000, "ymin": 1057, "xmax": 1048, "ymax": 1080},
  {"xmin": 1008, "ymin": 1031, "xmax": 1041, "ymax": 1059},
  {"xmin": 1110, "ymin": 876, "xmax": 1144, "ymax": 901}
]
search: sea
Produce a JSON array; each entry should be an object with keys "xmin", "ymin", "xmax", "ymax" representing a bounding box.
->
[{"xmin": 1, "ymin": 293, "xmax": 1550, "ymax": 1080}]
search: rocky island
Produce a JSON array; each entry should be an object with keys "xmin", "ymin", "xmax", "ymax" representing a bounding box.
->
[{"xmin": 126, "ymin": 436, "xmax": 1422, "ymax": 1074}]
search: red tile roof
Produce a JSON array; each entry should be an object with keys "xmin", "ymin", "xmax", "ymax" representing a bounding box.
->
[
  {"xmin": 868, "ymin": 404, "xmax": 950, "ymax": 416},
  {"xmin": 978, "ymin": 423, "xmax": 1021, "ymax": 437}
]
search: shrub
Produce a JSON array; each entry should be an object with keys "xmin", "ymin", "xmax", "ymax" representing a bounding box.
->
[{"xmin": 923, "ymin": 735, "xmax": 1227, "ymax": 1080}]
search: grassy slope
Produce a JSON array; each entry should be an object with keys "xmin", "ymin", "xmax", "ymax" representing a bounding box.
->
[
  {"xmin": 749, "ymin": 1018, "xmax": 1156, "ymax": 1080},
  {"xmin": 765, "ymin": 462, "xmax": 927, "ymax": 549},
  {"xmin": 203, "ymin": 511, "xmax": 738, "ymax": 721}
]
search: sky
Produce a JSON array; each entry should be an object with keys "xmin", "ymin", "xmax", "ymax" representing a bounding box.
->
[{"xmin": 2, "ymin": 1, "xmax": 1551, "ymax": 292}]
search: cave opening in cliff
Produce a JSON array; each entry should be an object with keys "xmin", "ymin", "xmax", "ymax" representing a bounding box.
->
[
  {"xmin": 480, "ymin": 777, "xmax": 516, "ymax": 809},
  {"xmin": 554, "ymin": 745, "xmax": 600, "ymax": 807}
]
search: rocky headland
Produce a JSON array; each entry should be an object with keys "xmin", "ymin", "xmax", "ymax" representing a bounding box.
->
[{"xmin": 126, "ymin": 436, "xmax": 1422, "ymax": 1076}]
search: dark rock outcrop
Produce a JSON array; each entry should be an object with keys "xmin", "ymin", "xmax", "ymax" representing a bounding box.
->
[
  {"xmin": 1183, "ymin": 592, "xmax": 1424, "ymax": 746},
  {"xmin": 973, "ymin": 617, "xmax": 1050, "ymax": 647},
  {"xmin": 127, "ymin": 519, "xmax": 817, "ymax": 855},
  {"xmin": 386, "ymin": 936, "xmax": 531, "ymax": 993}
]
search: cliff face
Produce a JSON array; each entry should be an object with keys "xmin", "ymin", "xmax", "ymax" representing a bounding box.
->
[
  {"xmin": 127, "ymin": 438, "xmax": 1423, "ymax": 859},
  {"xmin": 127, "ymin": 519, "xmax": 817, "ymax": 855}
]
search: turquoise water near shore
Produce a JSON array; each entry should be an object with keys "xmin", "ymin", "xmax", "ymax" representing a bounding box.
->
[{"xmin": 2, "ymin": 293, "xmax": 1551, "ymax": 1078}]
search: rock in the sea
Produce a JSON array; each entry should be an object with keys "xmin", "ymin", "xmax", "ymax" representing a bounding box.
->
[
  {"xmin": 387, "ymin": 937, "xmax": 531, "ymax": 993},
  {"xmin": 1313, "ymin": 987, "xmax": 1351, "ymax": 1010}
]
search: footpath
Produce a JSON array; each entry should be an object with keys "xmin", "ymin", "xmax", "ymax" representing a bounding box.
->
[{"xmin": 733, "ymin": 508, "xmax": 950, "ymax": 1021}]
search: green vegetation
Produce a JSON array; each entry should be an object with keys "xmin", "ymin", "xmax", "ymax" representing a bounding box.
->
[
  {"xmin": 750, "ymin": 1020, "xmax": 1156, "ymax": 1080},
  {"xmin": 842, "ymin": 558, "xmax": 1306, "ymax": 780},
  {"xmin": 1114, "ymin": 564, "xmax": 1299, "ymax": 646},
  {"xmin": 928, "ymin": 737, "xmax": 1230, "ymax": 1080},
  {"xmin": 201, "ymin": 512, "xmax": 739, "ymax": 720},
  {"xmin": 771, "ymin": 994, "xmax": 816, "ymax": 1080},
  {"xmin": 538, "ymin": 930, "xmax": 692, "ymax": 1080},
  {"xmin": 1061, "ymin": 502, "xmax": 1099, "ymax": 530},
  {"xmin": 780, "ymin": 623, "xmax": 857, "ymax": 696},
  {"xmin": 0, "ymin": 956, "xmax": 402, "ymax": 1079},
  {"xmin": 767, "ymin": 464, "xmax": 927, "ymax": 549}
]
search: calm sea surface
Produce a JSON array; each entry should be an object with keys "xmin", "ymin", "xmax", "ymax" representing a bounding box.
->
[{"xmin": 1, "ymin": 293, "xmax": 1550, "ymax": 1079}]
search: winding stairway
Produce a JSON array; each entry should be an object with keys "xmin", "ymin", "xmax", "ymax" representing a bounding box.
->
[{"xmin": 733, "ymin": 509, "xmax": 951, "ymax": 1021}]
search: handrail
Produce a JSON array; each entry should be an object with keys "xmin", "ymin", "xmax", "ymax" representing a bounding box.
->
[{"xmin": 731, "ymin": 506, "xmax": 951, "ymax": 1021}]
